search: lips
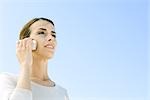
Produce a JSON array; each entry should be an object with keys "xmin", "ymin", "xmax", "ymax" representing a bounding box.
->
[{"xmin": 44, "ymin": 44, "xmax": 55, "ymax": 49}]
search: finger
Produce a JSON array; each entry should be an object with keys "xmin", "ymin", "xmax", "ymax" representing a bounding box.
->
[
  {"xmin": 22, "ymin": 38, "xmax": 28, "ymax": 49},
  {"xmin": 18, "ymin": 40, "xmax": 23, "ymax": 48},
  {"xmin": 22, "ymin": 39, "xmax": 25, "ymax": 49},
  {"xmin": 26, "ymin": 38, "xmax": 32, "ymax": 51},
  {"xmin": 25, "ymin": 38, "xmax": 31, "ymax": 48}
]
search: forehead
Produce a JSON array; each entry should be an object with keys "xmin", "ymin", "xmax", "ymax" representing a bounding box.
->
[{"xmin": 30, "ymin": 20, "xmax": 55, "ymax": 31}]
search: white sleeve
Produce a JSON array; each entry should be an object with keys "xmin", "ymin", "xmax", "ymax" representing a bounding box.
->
[{"xmin": 0, "ymin": 73, "xmax": 32, "ymax": 100}]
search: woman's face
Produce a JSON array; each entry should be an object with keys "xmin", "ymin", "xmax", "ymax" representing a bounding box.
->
[{"xmin": 29, "ymin": 20, "xmax": 57, "ymax": 59}]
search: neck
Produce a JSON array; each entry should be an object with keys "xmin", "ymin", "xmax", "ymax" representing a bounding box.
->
[{"xmin": 30, "ymin": 56, "xmax": 49, "ymax": 81}]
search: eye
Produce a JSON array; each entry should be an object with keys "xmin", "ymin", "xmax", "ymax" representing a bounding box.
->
[
  {"xmin": 52, "ymin": 34, "xmax": 56, "ymax": 38},
  {"xmin": 38, "ymin": 32, "xmax": 45, "ymax": 34}
]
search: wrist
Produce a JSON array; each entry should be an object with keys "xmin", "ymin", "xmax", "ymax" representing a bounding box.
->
[{"xmin": 20, "ymin": 65, "xmax": 31, "ymax": 75}]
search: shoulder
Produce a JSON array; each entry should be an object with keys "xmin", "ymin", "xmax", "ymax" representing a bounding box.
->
[
  {"xmin": 55, "ymin": 84, "xmax": 69, "ymax": 99},
  {"xmin": 0, "ymin": 72, "xmax": 18, "ymax": 85},
  {"xmin": 0, "ymin": 72, "xmax": 17, "ymax": 79},
  {"xmin": 55, "ymin": 84, "xmax": 68, "ymax": 94}
]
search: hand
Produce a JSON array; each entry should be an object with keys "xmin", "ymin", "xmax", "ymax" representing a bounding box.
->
[{"xmin": 16, "ymin": 38, "xmax": 33, "ymax": 69}]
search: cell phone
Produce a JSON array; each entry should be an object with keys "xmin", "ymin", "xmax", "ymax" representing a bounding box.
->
[{"xmin": 32, "ymin": 40, "xmax": 37, "ymax": 50}]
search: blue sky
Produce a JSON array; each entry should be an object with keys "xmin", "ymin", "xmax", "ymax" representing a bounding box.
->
[{"xmin": 0, "ymin": 0, "xmax": 148, "ymax": 100}]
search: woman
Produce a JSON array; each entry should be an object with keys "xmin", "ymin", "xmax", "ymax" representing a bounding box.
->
[{"xmin": 0, "ymin": 18, "xmax": 69, "ymax": 100}]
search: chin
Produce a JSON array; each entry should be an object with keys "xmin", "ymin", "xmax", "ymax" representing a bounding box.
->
[
  {"xmin": 45, "ymin": 53, "xmax": 54, "ymax": 59},
  {"xmin": 47, "ymin": 56, "xmax": 54, "ymax": 59}
]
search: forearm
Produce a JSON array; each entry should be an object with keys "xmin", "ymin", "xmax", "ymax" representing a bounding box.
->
[{"xmin": 16, "ymin": 64, "xmax": 31, "ymax": 90}]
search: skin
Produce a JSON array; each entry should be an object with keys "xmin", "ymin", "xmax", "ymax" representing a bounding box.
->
[{"xmin": 16, "ymin": 20, "xmax": 57, "ymax": 90}]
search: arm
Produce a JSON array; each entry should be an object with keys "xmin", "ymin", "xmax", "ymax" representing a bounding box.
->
[
  {"xmin": 16, "ymin": 64, "xmax": 31, "ymax": 90},
  {"xmin": 9, "ymin": 38, "xmax": 33, "ymax": 100},
  {"xmin": 15, "ymin": 38, "xmax": 33, "ymax": 90},
  {"xmin": 0, "ymin": 38, "xmax": 33, "ymax": 100},
  {"xmin": 9, "ymin": 64, "xmax": 32, "ymax": 100}
]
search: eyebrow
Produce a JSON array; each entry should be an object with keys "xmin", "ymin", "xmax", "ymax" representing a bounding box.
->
[
  {"xmin": 38, "ymin": 28, "xmax": 47, "ymax": 31},
  {"xmin": 38, "ymin": 28, "xmax": 56, "ymax": 34}
]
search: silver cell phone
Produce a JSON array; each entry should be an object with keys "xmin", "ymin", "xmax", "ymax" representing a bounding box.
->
[{"xmin": 32, "ymin": 40, "xmax": 37, "ymax": 50}]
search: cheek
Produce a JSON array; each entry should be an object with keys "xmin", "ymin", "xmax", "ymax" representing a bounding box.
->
[
  {"xmin": 33, "ymin": 37, "xmax": 45, "ymax": 50},
  {"xmin": 36, "ymin": 40, "xmax": 44, "ymax": 50}
]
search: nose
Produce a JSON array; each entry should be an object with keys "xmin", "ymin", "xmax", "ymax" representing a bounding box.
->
[
  {"xmin": 48, "ymin": 38, "xmax": 51, "ymax": 41},
  {"xmin": 46, "ymin": 33, "xmax": 53, "ymax": 41}
]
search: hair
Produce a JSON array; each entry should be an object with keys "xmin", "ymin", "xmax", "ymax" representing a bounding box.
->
[{"xmin": 19, "ymin": 17, "xmax": 55, "ymax": 40}]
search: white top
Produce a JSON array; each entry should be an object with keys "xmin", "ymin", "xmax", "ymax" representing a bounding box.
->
[{"xmin": 0, "ymin": 72, "xmax": 69, "ymax": 100}]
